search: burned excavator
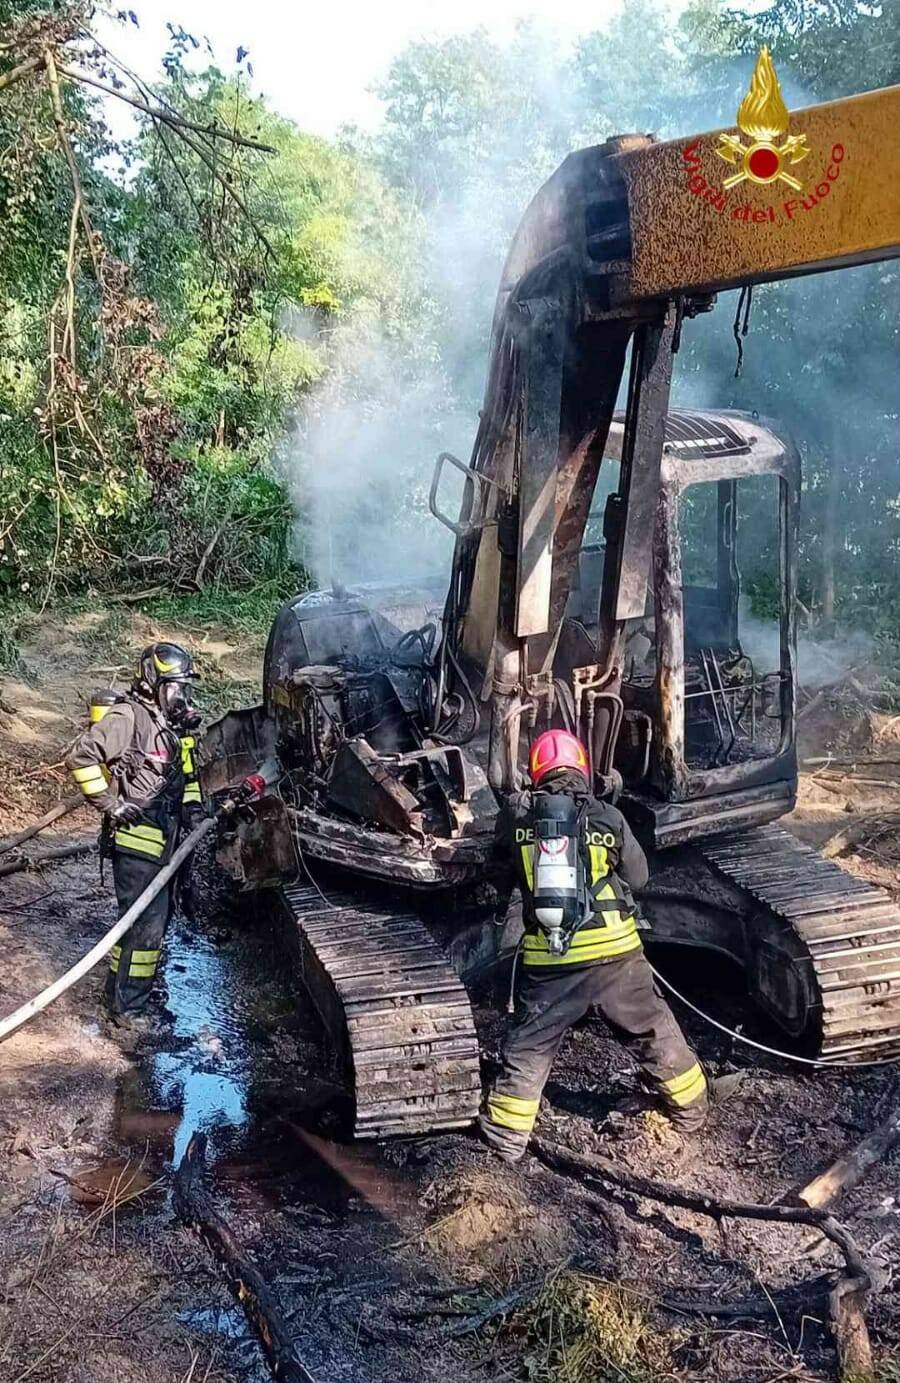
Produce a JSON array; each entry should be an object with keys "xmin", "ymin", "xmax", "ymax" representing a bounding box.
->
[{"xmin": 202, "ymin": 54, "xmax": 900, "ymax": 1137}]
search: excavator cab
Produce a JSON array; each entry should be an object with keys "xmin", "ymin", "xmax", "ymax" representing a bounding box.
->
[{"xmin": 565, "ymin": 408, "xmax": 799, "ymax": 846}]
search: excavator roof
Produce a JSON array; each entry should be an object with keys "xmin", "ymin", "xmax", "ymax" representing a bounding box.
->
[{"xmin": 605, "ymin": 407, "xmax": 786, "ymax": 464}]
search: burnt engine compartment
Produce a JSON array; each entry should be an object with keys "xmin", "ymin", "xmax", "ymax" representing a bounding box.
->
[{"xmin": 263, "ymin": 591, "xmax": 486, "ymax": 842}]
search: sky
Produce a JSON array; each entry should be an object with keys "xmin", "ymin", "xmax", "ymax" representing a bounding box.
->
[{"xmin": 95, "ymin": 0, "xmax": 673, "ymax": 137}]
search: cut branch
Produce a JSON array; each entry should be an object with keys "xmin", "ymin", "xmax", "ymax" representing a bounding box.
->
[
  {"xmin": 0, "ymin": 793, "xmax": 84, "ymax": 858},
  {"xmin": 173, "ymin": 1133, "xmax": 316, "ymax": 1383},
  {"xmin": 791, "ymin": 1106, "xmax": 900, "ymax": 1210},
  {"xmin": 0, "ymin": 840, "xmax": 95, "ymax": 879}
]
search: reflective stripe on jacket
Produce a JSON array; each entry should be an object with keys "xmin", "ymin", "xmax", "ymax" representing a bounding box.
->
[
  {"xmin": 66, "ymin": 695, "xmax": 182, "ymax": 817},
  {"xmin": 180, "ymin": 735, "xmax": 202, "ymax": 806},
  {"xmin": 502, "ymin": 788, "xmax": 648, "ymax": 969},
  {"xmin": 517, "ymin": 837, "xmax": 641, "ymax": 966}
]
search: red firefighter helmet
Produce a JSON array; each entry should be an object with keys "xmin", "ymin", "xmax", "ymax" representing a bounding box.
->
[{"xmin": 529, "ymin": 729, "xmax": 589, "ymax": 786}]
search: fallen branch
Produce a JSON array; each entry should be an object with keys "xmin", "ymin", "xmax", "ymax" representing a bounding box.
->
[
  {"xmin": 531, "ymin": 1137, "xmax": 876, "ymax": 1382},
  {"xmin": 173, "ymin": 1133, "xmax": 316, "ymax": 1383},
  {"xmin": 0, "ymin": 840, "xmax": 94, "ymax": 879},
  {"xmin": 804, "ymin": 756, "xmax": 900, "ymax": 768},
  {"xmin": 798, "ymin": 667, "xmax": 864, "ymax": 723},
  {"xmin": 790, "ymin": 1106, "xmax": 900, "ymax": 1210},
  {"xmin": 662, "ymin": 1274, "xmax": 836, "ymax": 1320},
  {"xmin": 0, "ymin": 793, "xmax": 84, "ymax": 858},
  {"xmin": 819, "ymin": 774, "xmax": 900, "ymax": 791},
  {"xmin": 820, "ymin": 815, "xmax": 900, "ymax": 860}
]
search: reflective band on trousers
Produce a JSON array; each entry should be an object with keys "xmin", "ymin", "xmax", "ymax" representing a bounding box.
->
[
  {"xmin": 109, "ymin": 945, "xmax": 161, "ymax": 978},
  {"xmin": 661, "ymin": 1062, "xmax": 707, "ymax": 1107},
  {"xmin": 486, "ymin": 1091, "xmax": 540, "ymax": 1133},
  {"xmin": 114, "ymin": 823, "xmax": 166, "ymax": 859},
  {"xmin": 71, "ymin": 764, "xmax": 108, "ymax": 796},
  {"xmin": 182, "ymin": 782, "xmax": 202, "ymax": 804}
]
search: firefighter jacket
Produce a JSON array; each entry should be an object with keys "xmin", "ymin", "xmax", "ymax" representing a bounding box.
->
[
  {"xmin": 66, "ymin": 695, "xmax": 192, "ymax": 862},
  {"xmin": 495, "ymin": 783, "xmax": 649, "ymax": 969}
]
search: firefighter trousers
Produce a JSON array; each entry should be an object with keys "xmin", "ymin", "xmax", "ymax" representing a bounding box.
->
[
  {"xmin": 105, "ymin": 848, "xmax": 172, "ymax": 1015},
  {"xmin": 480, "ymin": 948, "xmax": 708, "ymax": 1162}
]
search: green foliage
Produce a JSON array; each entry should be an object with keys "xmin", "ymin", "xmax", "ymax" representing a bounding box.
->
[
  {"xmin": 0, "ymin": 13, "xmax": 419, "ymax": 608},
  {"xmin": 502, "ymin": 1272, "xmax": 672, "ymax": 1383},
  {"xmin": 0, "ymin": 0, "xmax": 897, "ymax": 638}
]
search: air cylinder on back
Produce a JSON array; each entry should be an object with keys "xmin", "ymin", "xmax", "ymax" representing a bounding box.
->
[
  {"xmin": 531, "ymin": 791, "xmax": 586, "ymax": 954},
  {"xmin": 88, "ymin": 689, "xmax": 123, "ymax": 724}
]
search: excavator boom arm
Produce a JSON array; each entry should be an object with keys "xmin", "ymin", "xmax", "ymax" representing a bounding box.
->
[{"xmin": 620, "ymin": 83, "xmax": 900, "ymax": 298}]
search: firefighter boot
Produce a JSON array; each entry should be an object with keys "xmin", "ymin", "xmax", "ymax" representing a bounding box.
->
[{"xmin": 107, "ymin": 848, "xmax": 173, "ymax": 1016}]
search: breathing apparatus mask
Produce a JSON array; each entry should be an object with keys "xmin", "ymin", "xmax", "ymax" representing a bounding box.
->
[
  {"xmin": 134, "ymin": 641, "xmax": 201, "ymax": 729},
  {"xmin": 159, "ymin": 679, "xmax": 200, "ymax": 730}
]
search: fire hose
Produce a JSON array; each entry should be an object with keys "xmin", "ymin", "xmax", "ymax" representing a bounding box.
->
[{"xmin": 0, "ymin": 764, "xmax": 278, "ymax": 1045}]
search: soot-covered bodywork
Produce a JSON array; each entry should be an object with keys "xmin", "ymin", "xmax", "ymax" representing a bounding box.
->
[
  {"xmin": 202, "ymin": 584, "xmax": 498, "ymax": 890},
  {"xmin": 203, "ymin": 89, "xmax": 900, "ymax": 1130}
]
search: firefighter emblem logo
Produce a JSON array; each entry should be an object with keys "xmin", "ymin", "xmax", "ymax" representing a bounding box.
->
[{"xmin": 715, "ymin": 47, "xmax": 810, "ymax": 191}]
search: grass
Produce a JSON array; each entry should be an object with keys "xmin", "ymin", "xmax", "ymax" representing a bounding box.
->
[
  {"xmin": 137, "ymin": 577, "xmax": 305, "ymax": 637},
  {"xmin": 0, "ymin": 629, "xmax": 25, "ymax": 677},
  {"xmin": 502, "ymin": 1270, "xmax": 674, "ymax": 1383}
]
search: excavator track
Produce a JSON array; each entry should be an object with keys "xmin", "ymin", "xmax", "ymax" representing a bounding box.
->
[
  {"xmin": 702, "ymin": 825, "xmax": 900, "ymax": 1060},
  {"xmin": 279, "ymin": 883, "xmax": 482, "ymax": 1138}
]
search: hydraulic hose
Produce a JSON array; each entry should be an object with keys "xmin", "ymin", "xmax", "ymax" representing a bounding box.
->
[{"xmin": 0, "ymin": 793, "xmax": 84, "ymax": 858}]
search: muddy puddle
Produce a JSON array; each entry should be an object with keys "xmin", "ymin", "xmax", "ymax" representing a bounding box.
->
[{"xmin": 108, "ymin": 876, "xmax": 431, "ymax": 1241}]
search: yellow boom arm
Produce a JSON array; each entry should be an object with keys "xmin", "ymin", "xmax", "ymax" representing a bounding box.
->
[{"xmin": 619, "ymin": 81, "xmax": 900, "ymax": 298}]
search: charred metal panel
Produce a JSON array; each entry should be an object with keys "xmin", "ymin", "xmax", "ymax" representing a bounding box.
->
[
  {"xmin": 614, "ymin": 318, "xmax": 676, "ymax": 622},
  {"xmin": 515, "ymin": 299, "xmax": 566, "ymax": 638},
  {"xmin": 529, "ymin": 319, "xmax": 632, "ymax": 674},
  {"xmin": 326, "ymin": 738, "xmax": 425, "ymax": 837},
  {"xmin": 199, "ymin": 706, "xmax": 276, "ymax": 795},
  {"xmin": 217, "ymin": 793, "xmax": 299, "ymax": 887},
  {"xmin": 622, "ymin": 776, "xmax": 795, "ymax": 848},
  {"xmin": 289, "ymin": 807, "xmax": 487, "ymax": 888}
]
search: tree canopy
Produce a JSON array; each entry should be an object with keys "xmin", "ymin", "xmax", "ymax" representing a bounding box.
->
[{"xmin": 0, "ymin": 0, "xmax": 897, "ymax": 632}]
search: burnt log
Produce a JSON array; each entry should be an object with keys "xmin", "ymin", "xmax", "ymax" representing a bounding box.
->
[
  {"xmin": 792, "ymin": 1106, "xmax": 900, "ymax": 1210},
  {"xmin": 173, "ymin": 1133, "xmax": 316, "ymax": 1383}
]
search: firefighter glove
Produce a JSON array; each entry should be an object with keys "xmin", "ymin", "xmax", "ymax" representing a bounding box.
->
[{"xmin": 111, "ymin": 801, "xmax": 142, "ymax": 826}]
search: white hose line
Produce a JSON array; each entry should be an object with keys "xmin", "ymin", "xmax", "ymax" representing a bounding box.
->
[
  {"xmin": 0, "ymin": 814, "xmax": 218, "ymax": 1044},
  {"xmin": 648, "ymin": 961, "xmax": 900, "ymax": 1070}
]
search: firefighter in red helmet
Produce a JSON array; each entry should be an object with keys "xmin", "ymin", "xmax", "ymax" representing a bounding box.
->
[{"xmin": 480, "ymin": 728, "xmax": 707, "ymax": 1163}]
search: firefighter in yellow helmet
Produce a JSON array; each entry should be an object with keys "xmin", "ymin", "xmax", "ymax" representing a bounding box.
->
[
  {"xmin": 66, "ymin": 642, "xmax": 204, "ymax": 1022},
  {"xmin": 480, "ymin": 729, "xmax": 707, "ymax": 1163}
]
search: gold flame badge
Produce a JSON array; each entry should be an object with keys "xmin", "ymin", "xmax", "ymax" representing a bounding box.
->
[{"xmin": 715, "ymin": 47, "xmax": 810, "ymax": 191}]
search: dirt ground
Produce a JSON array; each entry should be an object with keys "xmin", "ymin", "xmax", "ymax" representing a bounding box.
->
[{"xmin": 1, "ymin": 610, "xmax": 899, "ymax": 1383}]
